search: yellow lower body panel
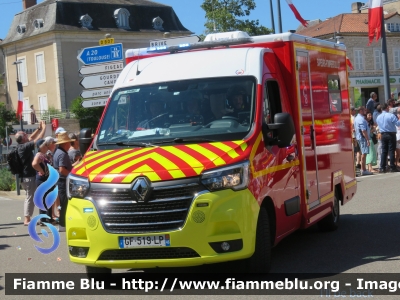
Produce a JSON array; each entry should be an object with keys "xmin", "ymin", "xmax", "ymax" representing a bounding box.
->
[{"xmin": 66, "ymin": 189, "xmax": 259, "ymax": 269}]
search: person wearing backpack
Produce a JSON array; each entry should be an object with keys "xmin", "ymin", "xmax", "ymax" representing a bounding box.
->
[{"xmin": 15, "ymin": 120, "xmax": 46, "ymax": 225}]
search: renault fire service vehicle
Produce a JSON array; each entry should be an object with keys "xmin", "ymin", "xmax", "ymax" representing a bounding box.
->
[{"xmin": 66, "ymin": 31, "xmax": 357, "ymax": 274}]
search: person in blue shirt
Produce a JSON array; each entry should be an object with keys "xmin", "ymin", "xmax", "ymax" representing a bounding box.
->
[
  {"xmin": 372, "ymin": 102, "xmax": 381, "ymax": 125},
  {"xmin": 353, "ymin": 106, "xmax": 373, "ymax": 176},
  {"xmin": 376, "ymin": 103, "xmax": 400, "ymax": 173}
]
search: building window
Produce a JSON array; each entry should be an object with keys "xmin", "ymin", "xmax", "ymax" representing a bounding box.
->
[
  {"xmin": 152, "ymin": 16, "xmax": 164, "ymax": 30},
  {"xmin": 17, "ymin": 24, "xmax": 26, "ymax": 34},
  {"xmin": 38, "ymin": 94, "xmax": 48, "ymax": 113},
  {"xmin": 33, "ymin": 19, "xmax": 44, "ymax": 30},
  {"xmin": 80, "ymin": 14, "xmax": 93, "ymax": 29},
  {"xmin": 114, "ymin": 8, "xmax": 130, "ymax": 29},
  {"xmin": 23, "ymin": 97, "xmax": 30, "ymax": 124},
  {"xmin": 354, "ymin": 49, "xmax": 364, "ymax": 71},
  {"xmin": 17, "ymin": 57, "xmax": 28, "ymax": 86},
  {"xmin": 374, "ymin": 48, "xmax": 382, "ymax": 70},
  {"xmin": 35, "ymin": 52, "xmax": 46, "ymax": 83},
  {"xmin": 387, "ymin": 23, "xmax": 400, "ymax": 32},
  {"xmin": 394, "ymin": 48, "xmax": 400, "ymax": 69}
]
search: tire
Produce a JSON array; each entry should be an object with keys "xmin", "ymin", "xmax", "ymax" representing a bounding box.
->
[
  {"xmin": 245, "ymin": 207, "xmax": 272, "ymax": 273},
  {"xmin": 318, "ymin": 192, "xmax": 340, "ymax": 232},
  {"xmin": 85, "ymin": 266, "xmax": 112, "ymax": 279}
]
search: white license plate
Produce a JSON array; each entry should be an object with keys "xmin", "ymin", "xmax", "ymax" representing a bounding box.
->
[{"xmin": 119, "ymin": 235, "xmax": 170, "ymax": 248}]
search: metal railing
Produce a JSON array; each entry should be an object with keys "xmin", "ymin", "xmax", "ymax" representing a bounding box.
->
[{"xmin": 20, "ymin": 109, "xmax": 76, "ymax": 124}]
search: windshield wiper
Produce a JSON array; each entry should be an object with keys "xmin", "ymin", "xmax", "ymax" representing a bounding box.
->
[
  {"xmin": 97, "ymin": 141, "xmax": 157, "ymax": 147},
  {"xmin": 147, "ymin": 138, "xmax": 217, "ymax": 145},
  {"xmin": 116, "ymin": 141, "xmax": 158, "ymax": 147},
  {"xmin": 99, "ymin": 138, "xmax": 216, "ymax": 147}
]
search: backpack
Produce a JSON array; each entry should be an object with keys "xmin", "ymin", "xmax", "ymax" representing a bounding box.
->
[{"xmin": 7, "ymin": 146, "xmax": 23, "ymax": 176}]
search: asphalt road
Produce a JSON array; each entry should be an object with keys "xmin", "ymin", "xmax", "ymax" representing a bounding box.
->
[{"xmin": 1, "ymin": 172, "xmax": 399, "ymax": 300}]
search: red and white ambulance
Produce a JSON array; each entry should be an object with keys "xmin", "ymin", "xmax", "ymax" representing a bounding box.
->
[{"xmin": 66, "ymin": 31, "xmax": 356, "ymax": 274}]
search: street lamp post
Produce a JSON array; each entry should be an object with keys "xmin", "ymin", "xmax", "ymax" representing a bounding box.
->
[
  {"xmin": 12, "ymin": 60, "xmax": 23, "ymax": 131},
  {"xmin": 12, "ymin": 60, "xmax": 23, "ymax": 196},
  {"xmin": 276, "ymin": 0, "xmax": 282, "ymax": 33}
]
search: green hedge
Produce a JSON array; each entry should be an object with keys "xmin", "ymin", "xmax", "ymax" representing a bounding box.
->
[{"xmin": 0, "ymin": 167, "xmax": 16, "ymax": 191}]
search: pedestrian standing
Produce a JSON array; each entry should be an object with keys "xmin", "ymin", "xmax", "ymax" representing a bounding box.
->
[
  {"xmin": 353, "ymin": 106, "xmax": 372, "ymax": 176},
  {"xmin": 30, "ymin": 105, "xmax": 38, "ymax": 125},
  {"xmin": 373, "ymin": 102, "xmax": 381, "ymax": 125},
  {"xmin": 68, "ymin": 133, "xmax": 82, "ymax": 167},
  {"xmin": 376, "ymin": 103, "xmax": 400, "ymax": 173},
  {"xmin": 53, "ymin": 132, "xmax": 74, "ymax": 232},
  {"xmin": 388, "ymin": 98, "xmax": 397, "ymax": 115},
  {"xmin": 366, "ymin": 92, "xmax": 377, "ymax": 115},
  {"xmin": 396, "ymin": 108, "xmax": 400, "ymax": 168},
  {"xmin": 365, "ymin": 112, "xmax": 378, "ymax": 173},
  {"xmin": 16, "ymin": 120, "xmax": 46, "ymax": 225},
  {"xmin": 350, "ymin": 107, "xmax": 361, "ymax": 169},
  {"xmin": 32, "ymin": 136, "xmax": 57, "ymax": 224}
]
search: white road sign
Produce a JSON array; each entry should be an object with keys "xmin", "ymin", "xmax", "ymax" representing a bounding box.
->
[
  {"xmin": 149, "ymin": 35, "xmax": 200, "ymax": 47},
  {"xmin": 82, "ymin": 98, "xmax": 108, "ymax": 108},
  {"xmin": 79, "ymin": 72, "xmax": 120, "ymax": 89},
  {"xmin": 79, "ymin": 62, "xmax": 124, "ymax": 76},
  {"xmin": 81, "ymin": 88, "xmax": 112, "ymax": 99}
]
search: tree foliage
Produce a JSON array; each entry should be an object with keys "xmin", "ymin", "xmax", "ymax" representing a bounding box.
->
[
  {"xmin": 201, "ymin": 0, "xmax": 271, "ymax": 36},
  {"xmin": 0, "ymin": 103, "xmax": 17, "ymax": 141},
  {"xmin": 70, "ymin": 97, "xmax": 104, "ymax": 132}
]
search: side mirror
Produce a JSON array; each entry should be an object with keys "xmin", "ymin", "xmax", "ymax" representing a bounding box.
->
[
  {"xmin": 262, "ymin": 112, "xmax": 295, "ymax": 148},
  {"xmin": 79, "ymin": 128, "xmax": 93, "ymax": 155}
]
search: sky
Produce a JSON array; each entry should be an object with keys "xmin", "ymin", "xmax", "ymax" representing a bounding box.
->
[{"xmin": 0, "ymin": 0, "xmax": 361, "ymax": 39}]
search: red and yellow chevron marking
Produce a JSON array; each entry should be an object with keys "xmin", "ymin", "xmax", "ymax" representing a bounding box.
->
[{"xmin": 72, "ymin": 141, "xmax": 249, "ymax": 183}]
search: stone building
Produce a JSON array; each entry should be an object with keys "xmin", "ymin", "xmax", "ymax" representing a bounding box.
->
[
  {"xmin": 0, "ymin": 39, "xmax": 7, "ymax": 105},
  {"xmin": 0, "ymin": 0, "xmax": 192, "ymax": 123},
  {"xmin": 297, "ymin": 1, "xmax": 400, "ymax": 107}
]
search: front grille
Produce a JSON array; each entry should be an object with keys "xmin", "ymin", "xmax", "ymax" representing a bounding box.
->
[
  {"xmin": 98, "ymin": 247, "xmax": 200, "ymax": 260},
  {"xmin": 87, "ymin": 179, "xmax": 205, "ymax": 233}
]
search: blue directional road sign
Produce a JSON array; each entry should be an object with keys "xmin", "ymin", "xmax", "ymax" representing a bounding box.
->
[{"xmin": 77, "ymin": 43, "xmax": 123, "ymax": 65}]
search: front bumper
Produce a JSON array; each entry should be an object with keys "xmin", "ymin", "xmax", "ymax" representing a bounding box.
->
[{"xmin": 66, "ymin": 188, "xmax": 259, "ymax": 269}]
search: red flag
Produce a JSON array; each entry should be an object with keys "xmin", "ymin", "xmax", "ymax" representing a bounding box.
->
[
  {"xmin": 368, "ymin": 0, "xmax": 383, "ymax": 44},
  {"xmin": 346, "ymin": 56, "xmax": 354, "ymax": 70},
  {"xmin": 16, "ymin": 81, "xmax": 23, "ymax": 119},
  {"xmin": 285, "ymin": 0, "xmax": 308, "ymax": 27}
]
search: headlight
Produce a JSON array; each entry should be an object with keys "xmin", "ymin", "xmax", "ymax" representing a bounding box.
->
[
  {"xmin": 67, "ymin": 174, "xmax": 90, "ymax": 199},
  {"xmin": 201, "ymin": 161, "xmax": 250, "ymax": 191}
]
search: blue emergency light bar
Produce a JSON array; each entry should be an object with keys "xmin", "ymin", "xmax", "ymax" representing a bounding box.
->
[{"xmin": 146, "ymin": 37, "xmax": 254, "ymax": 54}]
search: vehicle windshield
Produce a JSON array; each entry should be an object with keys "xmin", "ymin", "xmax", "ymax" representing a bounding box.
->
[{"xmin": 97, "ymin": 76, "xmax": 256, "ymax": 147}]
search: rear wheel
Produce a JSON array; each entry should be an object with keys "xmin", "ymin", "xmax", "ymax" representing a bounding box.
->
[
  {"xmin": 245, "ymin": 207, "xmax": 272, "ymax": 273},
  {"xmin": 318, "ymin": 192, "xmax": 340, "ymax": 231},
  {"xmin": 85, "ymin": 266, "xmax": 111, "ymax": 279}
]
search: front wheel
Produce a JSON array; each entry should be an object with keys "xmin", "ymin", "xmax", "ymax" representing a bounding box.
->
[
  {"xmin": 245, "ymin": 207, "xmax": 272, "ymax": 273},
  {"xmin": 318, "ymin": 193, "xmax": 340, "ymax": 231}
]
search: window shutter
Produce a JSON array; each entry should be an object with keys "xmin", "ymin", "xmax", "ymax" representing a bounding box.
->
[
  {"xmin": 395, "ymin": 49, "xmax": 400, "ymax": 69},
  {"xmin": 36, "ymin": 54, "xmax": 45, "ymax": 82}
]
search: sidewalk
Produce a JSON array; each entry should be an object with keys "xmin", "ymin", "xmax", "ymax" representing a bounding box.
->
[{"xmin": 0, "ymin": 190, "xmax": 26, "ymax": 200}]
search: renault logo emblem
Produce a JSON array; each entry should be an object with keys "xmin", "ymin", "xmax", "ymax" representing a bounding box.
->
[{"xmin": 132, "ymin": 177, "xmax": 151, "ymax": 202}]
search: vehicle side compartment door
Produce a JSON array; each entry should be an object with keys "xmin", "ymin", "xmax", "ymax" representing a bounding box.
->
[{"xmin": 296, "ymin": 50, "xmax": 320, "ymax": 208}]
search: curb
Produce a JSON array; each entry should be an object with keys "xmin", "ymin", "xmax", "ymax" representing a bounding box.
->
[{"xmin": 0, "ymin": 191, "xmax": 26, "ymax": 200}]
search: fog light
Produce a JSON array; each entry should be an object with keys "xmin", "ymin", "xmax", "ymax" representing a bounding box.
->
[
  {"xmin": 221, "ymin": 242, "xmax": 230, "ymax": 251},
  {"xmin": 69, "ymin": 246, "xmax": 89, "ymax": 258},
  {"xmin": 78, "ymin": 248, "xmax": 86, "ymax": 257},
  {"xmin": 209, "ymin": 239, "xmax": 243, "ymax": 253}
]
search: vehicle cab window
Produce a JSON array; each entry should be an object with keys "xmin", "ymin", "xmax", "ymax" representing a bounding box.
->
[{"xmin": 264, "ymin": 80, "xmax": 282, "ymax": 124}]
